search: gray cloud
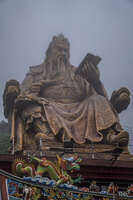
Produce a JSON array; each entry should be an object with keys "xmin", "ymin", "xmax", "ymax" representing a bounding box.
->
[{"xmin": 0, "ymin": 0, "xmax": 6, "ymax": 3}]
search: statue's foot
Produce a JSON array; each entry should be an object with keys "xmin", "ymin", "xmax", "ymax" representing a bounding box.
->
[
  {"xmin": 14, "ymin": 144, "xmax": 23, "ymax": 152},
  {"xmin": 35, "ymin": 132, "xmax": 54, "ymax": 142},
  {"xmin": 8, "ymin": 144, "xmax": 23, "ymax": 153},
  {"xmin": 107, "ymin": 130, "xmax": 129, "ymax": 147},
  {"xmin": 35, "ymin": 132, "xmax": 49, "ymax": 141}
]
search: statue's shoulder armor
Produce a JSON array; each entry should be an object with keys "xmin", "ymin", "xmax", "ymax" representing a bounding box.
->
[
  {"xmin": 21, "ymin": 64, "xmax": 44, "ymax": 91},
  {"xmin": 29, "ymin": 64, "xmax": 43, "ymax": 75}
]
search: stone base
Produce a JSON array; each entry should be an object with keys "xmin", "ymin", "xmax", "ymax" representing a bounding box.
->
[{"xmin": 21, "ymin": 138, "xmax": 133, "ymax": 161}]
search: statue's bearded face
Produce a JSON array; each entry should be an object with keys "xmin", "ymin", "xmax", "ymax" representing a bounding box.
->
[
  {"xmin": 49, "ymin": 44, "xmax": 70, "ymax": 65},
  {"xmin": 45, "ymin": 35, "xmax": 70, "ymax": 75}
]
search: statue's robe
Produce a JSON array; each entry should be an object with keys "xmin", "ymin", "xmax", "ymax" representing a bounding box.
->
[{"xmin": 21, "ymin": 64, "xmax": 118, "ymax": 144}]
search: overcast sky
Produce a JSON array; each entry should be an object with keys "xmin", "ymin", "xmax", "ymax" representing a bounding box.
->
[{"xmin": 0, "ymin": 0, "xmax": 133, "ymax": 130}]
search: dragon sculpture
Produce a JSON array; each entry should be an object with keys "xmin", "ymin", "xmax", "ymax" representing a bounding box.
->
[
  {"xmin": 12, "ymin": 155, "xmax": 82, "ymax": 186},
  {"xmin": 12, "ymin": 158, "xmax": 35, "ymax": 177}
]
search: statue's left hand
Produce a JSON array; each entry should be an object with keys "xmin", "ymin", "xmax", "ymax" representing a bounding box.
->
[{"xmin": 84, "ymin": 61, "xmax": 100, "ymax": 83}]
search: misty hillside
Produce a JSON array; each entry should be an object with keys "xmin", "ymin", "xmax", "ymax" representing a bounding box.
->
[
  {"xmin": 0, "ymin": 120, "xmax": 10, "ymax": 154},
  {"xmin": 0, "ymin": 120, "xmax": 9, "ymax": 133}
]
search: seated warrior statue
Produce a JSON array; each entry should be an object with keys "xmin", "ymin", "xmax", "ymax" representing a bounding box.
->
[{"xmin": 3, "ymin": 34, "xmax": 130, "ymax": 152}]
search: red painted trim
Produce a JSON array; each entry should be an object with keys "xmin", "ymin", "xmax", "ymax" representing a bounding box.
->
[{"xmin": 0, "ymin": 175, "xmax": 8, "ymax": 200}]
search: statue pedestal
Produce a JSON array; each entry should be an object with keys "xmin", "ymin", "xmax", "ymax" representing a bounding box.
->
[{"xmin": 22, "ymin": 138, "xmax": 131, "ymax": 161}]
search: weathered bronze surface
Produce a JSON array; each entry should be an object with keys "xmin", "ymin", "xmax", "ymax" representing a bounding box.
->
[{"xmin": 3, "ymin": 34, "xmax": 130, "ymax": 157}]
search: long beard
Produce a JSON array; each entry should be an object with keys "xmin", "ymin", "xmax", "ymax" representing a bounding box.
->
[
  {"xmin": 46, "ymin": 55, "xmax": 69, "ymax": 78},
  {"xmin": 56, "ymin": 55, "xmax": 68, "ymax": 73}
]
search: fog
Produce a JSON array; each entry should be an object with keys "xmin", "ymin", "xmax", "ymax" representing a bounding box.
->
[{"xmin": 0, "ymin": 0, "xmax": 133, "ymax": 131}]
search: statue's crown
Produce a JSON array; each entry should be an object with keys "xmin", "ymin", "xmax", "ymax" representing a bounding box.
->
[{"xmin": 51, "ymin": 34, "xmax": 70, "ymax": 48}]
